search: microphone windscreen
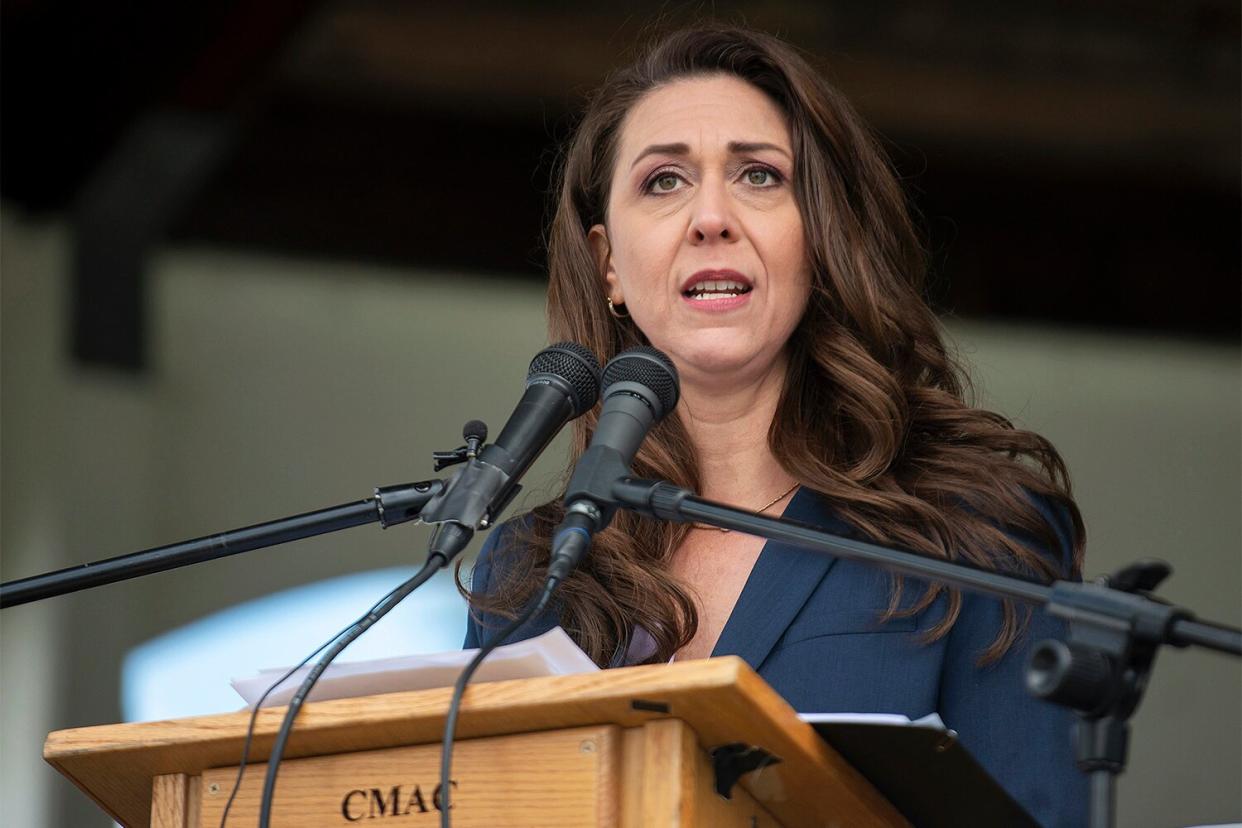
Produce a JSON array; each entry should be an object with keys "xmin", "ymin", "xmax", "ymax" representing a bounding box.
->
[
  {"xmin": 602, "ymin": 346, "xmax": 680, "ymax": 415},
  {"xmin": 462, "ymin": 419, "xmax": 488, "ymax": 443},
  {"xmin": 528, "ymin": 342, "xmax": 602, "ymax": 416}
]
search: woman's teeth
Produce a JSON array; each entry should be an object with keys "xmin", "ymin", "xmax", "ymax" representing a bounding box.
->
[{"xmin": 685, "ymin": 280, "xmax": 751, "ymax": 300}]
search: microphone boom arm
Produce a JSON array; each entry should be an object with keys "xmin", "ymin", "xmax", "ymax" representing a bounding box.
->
[
  {"xmin": 611, "ymin": 476, "xmax": 1240, "ymax": 655},
  {"xmin": 0, "ymin": 478, "xmax": 444, "ymax": 608},
  {"xmin": 608, "ymin": 475, "xmax": 1240, "ymax": 828}
]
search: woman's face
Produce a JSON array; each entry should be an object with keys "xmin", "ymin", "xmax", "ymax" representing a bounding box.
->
[{"xmin": 590, "ymin": 74, "xmax": 812, "ymax": 387}]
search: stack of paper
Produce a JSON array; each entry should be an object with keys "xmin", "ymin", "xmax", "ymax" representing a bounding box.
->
[
  {"xmin": 798, "ymin": 711, "xmax": 950, "ymax": 730},
  {"xmin": 231, "ymin": 627, "xmax": 599, "ymax": 708}
]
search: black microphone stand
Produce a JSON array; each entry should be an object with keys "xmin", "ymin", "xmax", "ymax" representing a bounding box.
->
[
  {"xmin": 0, "ymin": 421, "xmax": 500, "ymax": 826},
  {"xmin": 0, "ymin": 478, "xmax": 445, "ymax": 608},
  {"xmin": 606, "ymin": 477, "xmax": 1242, "ymax": 828}
]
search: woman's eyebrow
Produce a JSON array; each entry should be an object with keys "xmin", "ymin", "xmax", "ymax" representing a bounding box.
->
[
  {"xmin": 629, "ymin": 142, "xmax": 689, "ymax": 170},
  {"xmin": 727, "ymin": 141, "xmax": 790, "ymax": 159},
  {"xmin": 629, "ymin": 140, "xmax": 791, "ymax": 171}
]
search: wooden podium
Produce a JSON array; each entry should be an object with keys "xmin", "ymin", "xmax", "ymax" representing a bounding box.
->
[{"xmin": 45, "ymin": 657, "xmax": 909, "ymax": 827}]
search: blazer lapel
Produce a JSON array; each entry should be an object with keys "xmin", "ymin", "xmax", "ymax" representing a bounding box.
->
[{"xmin": 711, "ymin": 487, "xmax": 848, "ymax": 670}]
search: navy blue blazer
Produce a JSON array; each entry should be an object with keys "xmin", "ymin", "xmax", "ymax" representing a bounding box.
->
[{"xmin": 464, "ymin": 486, "xmax": 1088, "ymax": 827}]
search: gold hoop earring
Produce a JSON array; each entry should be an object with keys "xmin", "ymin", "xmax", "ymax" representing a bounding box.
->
[{"xmin": 607, "ymin": 298, "xmax": 630, "ymax": 319}]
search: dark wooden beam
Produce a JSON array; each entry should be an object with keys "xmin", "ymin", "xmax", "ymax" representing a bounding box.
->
[{"xmin": 72, "ymin": 113, "xmax": 236, "ymax": 370}]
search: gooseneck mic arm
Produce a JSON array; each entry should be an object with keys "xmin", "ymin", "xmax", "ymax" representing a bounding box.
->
[{"xmin": 0, "ymin": 479, "xmax": 444, "ymax": 609}]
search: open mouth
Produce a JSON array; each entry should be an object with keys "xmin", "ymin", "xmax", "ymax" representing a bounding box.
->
[{"xmin": 682, "ymin": 278, "xmax": 753, "ymax": 301}]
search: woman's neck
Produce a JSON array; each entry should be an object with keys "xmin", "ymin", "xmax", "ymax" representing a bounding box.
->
[{"xmin": 676, "ymin": 356, "xmax": 795, "ymax": 508}]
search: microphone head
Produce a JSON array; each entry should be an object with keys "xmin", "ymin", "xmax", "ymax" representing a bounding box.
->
[
  {"xmin": 462, "ymin": 419, "xmax": 488, "ymax": 443},
  {"xmin": 528, "ymin": 342, "xmax": 602, "ymax": 416},
  {"xmin": 601, "ymin": 346, "xmax": 680, "ymax": 420}
]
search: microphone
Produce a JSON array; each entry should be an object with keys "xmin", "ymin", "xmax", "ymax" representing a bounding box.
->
[
  {"xmin": 421, "ymin": 342, "xmax": 601, "ymax": 564},
  {"xmin": 547, "ymin": 346, "xmax": 680, "ymax": 583},
  {"xmin": 462, "ymin": 419, "xmax": 488, "ymax": 458}
]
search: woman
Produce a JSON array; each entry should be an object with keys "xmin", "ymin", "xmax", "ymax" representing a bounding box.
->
[{"xmin": 463, "ymin": 24, "xmax": 1087, "ymax": 826}]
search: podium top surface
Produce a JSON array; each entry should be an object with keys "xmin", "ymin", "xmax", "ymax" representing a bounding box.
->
[{"xmin": 45, "ymin": 656, "xmax": 904, "ymax": 828}]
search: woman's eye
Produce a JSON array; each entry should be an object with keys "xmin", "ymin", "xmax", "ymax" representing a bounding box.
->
[
  {"xmin": 745, "ymin": 167, "xmax": 778, "ymax": 186},
  {"xmin": 650, "ymin": 173, "xmax": 682, "ymax": 193}
]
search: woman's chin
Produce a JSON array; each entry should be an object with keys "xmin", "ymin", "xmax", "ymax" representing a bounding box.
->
[{"xmin": 662, "ymin": 340, "xmax": 776, "ymax": 385}]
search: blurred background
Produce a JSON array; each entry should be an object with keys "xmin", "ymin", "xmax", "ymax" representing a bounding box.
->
[{"xmin": 1, "ymin": 1, "xmax": 1238, "ymax": 825}]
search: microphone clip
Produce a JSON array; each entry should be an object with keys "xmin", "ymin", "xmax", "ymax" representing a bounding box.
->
[
  {"xmin": 561, "ymin": 445, "xmax": 632, "ymax": 532},
  {"xmin": 432, "ymin": 447, "xmax": 471, "ymax": 471},
  {"xmin": 432, "ymin": 420, "xmax": 489, "ymax": 471}
]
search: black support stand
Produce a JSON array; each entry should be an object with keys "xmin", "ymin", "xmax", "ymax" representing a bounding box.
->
[
  {"xmin": 602, "ymin": 477, "xmax": 1241, "ymax": 828},
  {"xmin": 0, "ymin": 417, "xmax": 504, "ymax": 828},
  {"xmin": 0, "ymin": 478, "xmax": 444, "ymax": 608}
]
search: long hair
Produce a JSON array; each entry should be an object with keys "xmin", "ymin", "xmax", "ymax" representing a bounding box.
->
[{"xmin": 463, "ymin": 24, "xmax": 1085, "ymax": 666}]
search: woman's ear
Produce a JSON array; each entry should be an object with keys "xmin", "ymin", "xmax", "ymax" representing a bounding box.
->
[{"xmin": 587, "ymin": 224, "xmax": 623, "ymax": 304}]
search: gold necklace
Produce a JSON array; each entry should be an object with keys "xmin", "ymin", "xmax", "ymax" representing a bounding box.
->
[{"xmin": 692, "ymin": 481, "xmax": 800, "ymax": 533}]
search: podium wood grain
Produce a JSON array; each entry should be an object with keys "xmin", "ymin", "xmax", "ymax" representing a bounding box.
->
[
  {"xmin": 151, "ymin": 774, "xmax": 198, "ymax": 828},
  {"xmin": 198, "ymin": 725, "xmax": 619, "ymax": 827},
  {"xmin": 45, "ymin": 656, "xmax": 908, "ymax": 827},
  {"xmin": 624, "ymin": 718, "xmax": 782, "ymax": 827}
]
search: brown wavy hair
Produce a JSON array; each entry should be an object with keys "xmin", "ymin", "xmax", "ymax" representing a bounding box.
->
[{"xmin": 463, "ymin": 24, "xmax": 1085, "ymax": 666}]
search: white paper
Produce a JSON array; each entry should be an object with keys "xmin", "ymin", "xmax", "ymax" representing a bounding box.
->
[
  {"xmin": 799, "ymin": 711, "xmax": 949, "ymax": 730},
  {"xmin": 231, "ymin": 626, "xmax": 599, "ymax": 709}
]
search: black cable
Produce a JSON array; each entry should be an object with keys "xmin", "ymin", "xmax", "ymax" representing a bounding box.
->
[
  {"xmin": 257, "ymin": 558, "xmax": 443, "ymax": 827},
  {"xmin": 218, "ymin": 576, "xmax": 418, "ymax": 827},
  {"xmin": 439, "ymin": 578, "xmax": 557, "ymax": 828}
]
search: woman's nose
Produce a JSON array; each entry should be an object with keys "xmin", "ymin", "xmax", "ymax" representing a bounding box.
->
[{"xmin": 686, "ymin": 178, "xmax": 736, "ymax": 244}]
